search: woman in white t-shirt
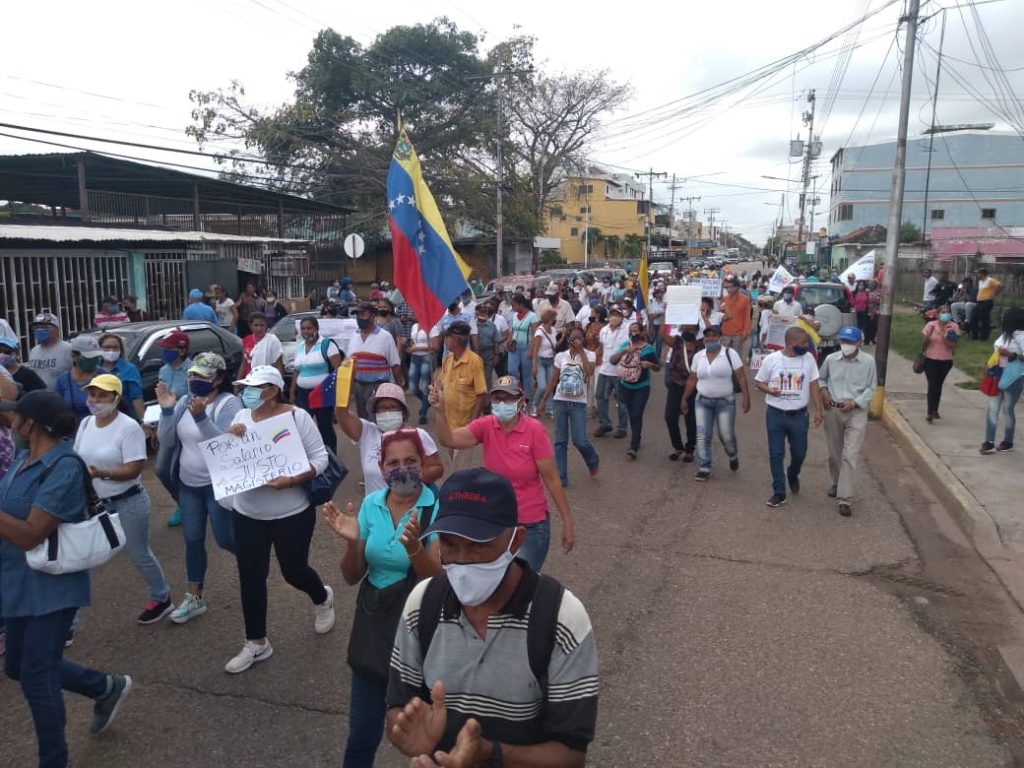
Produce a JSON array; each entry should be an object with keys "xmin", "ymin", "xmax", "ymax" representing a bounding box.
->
[
  {"xmin": 681, "ymin": 325, "xmax": 751, "ymax": 480},
  {"xmin": 982, "ymin": 308, "xmax": 1024, "ymax": 453},
  {"xmin": 529, "ymin": 309, "xmax": 560, "ymax": 418},
  {"xmin": 543, "ymin": 326, "xmax": 599, "ymax": 487},
  {"xmin": 407, "ymin": 321, "xmax": 433, "ymax": 424},
  {"xmin": 77, "ymin": 374, "xmax": 172, "ymax": 624}
]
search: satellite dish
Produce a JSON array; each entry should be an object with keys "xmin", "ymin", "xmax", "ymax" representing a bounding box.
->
[{"xmin": 815, "ymin": 304, "xmax": 842, "ymax": 338}]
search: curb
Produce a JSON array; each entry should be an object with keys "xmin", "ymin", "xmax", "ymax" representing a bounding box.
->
[{"xmin": 880, "ymin": 400, "xmax": 1024, "ymax": 614}]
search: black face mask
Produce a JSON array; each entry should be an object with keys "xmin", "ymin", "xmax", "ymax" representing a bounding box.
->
[
  {"xmin": 356, "ymin": 316, "xmax": 373, "ymax": 331},
  {"xmin": 549, "ymin": 295, "xmax": 559, "ymax": 305}
]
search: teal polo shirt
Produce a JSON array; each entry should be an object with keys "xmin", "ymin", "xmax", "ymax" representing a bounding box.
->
[{"xmin": 358, "ymin": 484, "xmax": 438, "ymax": 589}]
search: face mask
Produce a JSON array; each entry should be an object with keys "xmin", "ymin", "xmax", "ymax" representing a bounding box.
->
[
  {"xmin": 87, "ymin": 397, "xmax": 119, "ymax": 418},
  {"xmin": 705, "ymin": 341, "xmax": 721, "ymax": 352},
  {"xmin": 792, "ymin": 345, "xmax": 809, "ymax": 356},
  {"xmin": 0, "ymin": 353, "xmax": 15, "ymax": 367},
  {"xmin": 241, "ymin": 386, "xmax": 266, "ymax": 409},
  {"xmin": 384, "ymin": 466, "xmax": 422, "ymax": 496},
  {"xmin": 189, "ymin": 378, "xmax": 216, "ymax": 397},
  {"xmin": 841, "ymin": 343, "xmax": 858, "ymax": 357},
  {"xmin": 443, "ymin": 538, "xmax": 517, "ymax": 607},
  {"xmin": 266, "ymin": 297, "xmax": 276, "ymax": 305},
  {"xmin": 939, "ymin": 312, "xmax": 953, "ymax": 323},
  {"xmin": 33, "ymin": 329, "xmax": 51, "ymax": 344},
  {"xmin": 549, "ymin": 295, "xmax": 559, "ymax": 305},
  {"xmin": 630, "ymin": 333, "xmax": 643, "ymax": 343},
  {"xmin": 356, "ymin": 316, "xmax": 373, "ymax": 331},
  {"xmin": 104, "ymin": 304, "xmax": 120, "ymax": 314},
  {"xmin": 492, "ymin": 401, "xmax": 519, "ymax": 423},
  {"xmin": 101, "ymin": 350, "xmax": 120, "ymax": 363},
  {"xmin": 77, "ymin": 357, "xmax": 100, "ymax": 373},
  {"xmin": 161, "ymin": 349, "xmax": 181, "ymax": 363},
  {"xmin": 375, "ymin": 411, "xmax": 405, "ymax": 433},
  {"xmin": 783, "ymin": 295, "xmax": 794, "ymax": 304}
]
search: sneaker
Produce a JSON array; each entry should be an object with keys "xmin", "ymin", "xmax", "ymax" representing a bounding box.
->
[
  {"xmin": 136, "ymin": 598, "xmax": 173, "ymax": 626},
  {"xmin": 729, "ymin": 457, "xmax": 739, "ymax": 472},
  {"xmin": 169, "ymin": 593, "xmax": 207, "ymax": 625},
  {"xmin": 626, "ymin": 448, "xmax": 637, "ymax": 459},
  {"xmin": 766, "ymin": 493, "xmax": 787, "ymax": 507},
  {"xmin": 980, "ymin": 442, "xmax": 996, "ymax": 455},
  {"xmin": 838, "ymin": 502, "xmax": 852, "ymax": 517},
  {"xmin": 827, "ymin": 486, "xmax": 837, "ymax": 498},
  {"xmin": 613, "ymin": 429, "xmax": 627, "ymax": 439},
  {"xmin": 788, "ymin": 475, "xmax": 800, "ymax": 495},
  {"xmin": 529, "ymin": 406, "xmax": 538, "ymax": 417},
  {"xmin": 594, "ymin": 425, "xmax": 611, "ymax": 438},
  {"xmin": 225, "ymin": 639, "xmax": 273, "ymax": 674},
  {"xmin": 695, "ymin": 469, "xmax": 711, "ymax": 482},
  {"xmin": 682, "ymin": 452, "xmax": 694, "ymax": 463},
  {"xmin": 997, "ymin": 441, "xmax": 1014, "ymax": 452},
  {"xmin": 314, "ymin": 585, "xmax": 336, "ymax": 634},
  {"xmin": 90, "ymin": 675, "xmax": 133, "ymax": 734},
  {"xmin": 588, "ymin": 466, "xmax": 600, "ymax": 479},
  {"xmin": 167, "ymin": 507, "xmax": 182, "ymax": 527},
  {"xmin": 65, "ymin": 629, "xmax": 75, "ymax": 648}
]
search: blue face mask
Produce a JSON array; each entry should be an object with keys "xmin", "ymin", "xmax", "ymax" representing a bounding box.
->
[
  {"xmin": 33, "ymin": 329, "xmax": 51, "ymax": 344},
  {"xmin": 792, "ymin": 345, "xmax": 809, "ymax": 356},
  {"xmin": 704, "ymin": 341, "xmax": 721, "ymax": 352},
  {"xmin": 241, "ymin": 386, "xmax": 265, "ymax": 410},
  {"xmin": 492, "ymin": 401, "xmax": 520, "ymax": 423},
  {"xmin": 189, "ymin": 378, "xmax": 215, "ymax": 397},
  {"xmin": 162, "ymin": 349, "xmax": 181, "ymax": 363},
  {"xmin": 939, "ymin": 312, "xmax": 953, "ymax": 323}
]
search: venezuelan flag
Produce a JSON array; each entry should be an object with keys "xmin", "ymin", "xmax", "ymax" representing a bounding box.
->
[
  {"xmin": 635, "ymin": 249, "xmax": 648, "ymax": 312},
  {"xmin": 387, "ymin": 126, "xmax": 471, "ymax": 329}
]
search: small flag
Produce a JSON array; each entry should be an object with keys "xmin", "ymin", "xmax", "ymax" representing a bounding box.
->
[
  {"xmin": 636, "ymin": 249, "xmax": 649, "ymax": 312},
  {"xmin": 306, "ymin": 359, "xmax": 355, "ymax": 410},
  {"xmin": 271, "ymin": 428, "xmax": 292, "ymax": 443}
]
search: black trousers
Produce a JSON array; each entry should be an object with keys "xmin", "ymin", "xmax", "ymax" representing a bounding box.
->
[
  {"xmin": 864, "ymin": 314, "xmax": 878, "ymax": 344},
  {"xmin": 618, "ymin": 383, "xmax": 651, "ymax": 451},
  {"xmin": 923, "ymin": 357, "xmax": 953, "ymax": 415},
  {"xmin": 665, "ymin": 381, "xmax": 696, "ymax": 453},
  {"xmin": 233, "ymin": 506, "xmax": 328, "ymax": 640},
  {"xmin": 295, "ymin": 386, "xmax": 338, "ymax": 453},
  {"xmin": 974, "ymin": 300, "xmax": 994, "ymax": 340}
]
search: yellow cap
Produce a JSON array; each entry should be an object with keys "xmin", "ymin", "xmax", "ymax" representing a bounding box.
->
[{"xmin": 84, "ymin": 373, "xmax": 123, "ymax": 396}]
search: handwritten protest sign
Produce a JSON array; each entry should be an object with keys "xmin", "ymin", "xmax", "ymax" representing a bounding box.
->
[
  {"xmin": 764, "ymin": 314, "xmax": 796, "ymax": 349},
  {"xmin": 199, "ymin": 412, "xmax": 308, "ymax": 500},
  {"xmin": 699, "ymin": 278, "xmax": 723, "ymax": 298},
  {"xmin": 767, "ymin": 266, "xmax": 795, "ymax": 294},
  {"xmin": 296, "ymin": 317, "xmax": 357, "ymax": 352},
  {"xmin": 664, "ymin": 285, "xmax": 702, "ymax": 327},
  {"xmin": 840, "ymin": 250, "xmax": 876, "ymax": 284}
]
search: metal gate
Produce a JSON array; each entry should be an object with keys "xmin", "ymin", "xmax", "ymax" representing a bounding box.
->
[
  {"xmin": 1, "ymin": 249, "xmax": 130, "ymax": 352},
  {"xmin": 144, "ymin": 252, "xmax": 187, "ymax": 320}
]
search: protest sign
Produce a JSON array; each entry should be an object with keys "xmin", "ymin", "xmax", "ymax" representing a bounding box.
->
[
  {"xmin": 296, "ymin": 317, "xmax": 357, "ymax": 351},
  {"xmin": 840, "ymin": 251, "xmax": 876, "ymax": 284},
  {"xmin": 767, "ymin": 266, "xmax": 795, "ymax": 294},
  {"xmin": 664, "ymin": 285, "xmax": 702, "ymax": 327},
  {"xmin": 764, "ymin": 314, "xmax": 795, "ymax": 349},
  {"xmin": 199, "ymin": 412, "xmax": 308, "ymax": 500},
  {"xmin": 699, "ymin": 278, "xmax": 723, "ymax": 298}
]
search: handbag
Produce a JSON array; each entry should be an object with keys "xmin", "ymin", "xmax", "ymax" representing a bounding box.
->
[
  {"xmin": 980, "ymin": 370, "xmax": 1001, "ymax": 396},
  {"xmin": 998, "ymin": 358, "xmax": 1024, "ymax": 391},
  {"xmin": 304, "ymin": 450, "xmax": 349, "ymax": 505},
  {"xmin": 25, "ymin": 455, "xmax": 126, "ymax": 575}
]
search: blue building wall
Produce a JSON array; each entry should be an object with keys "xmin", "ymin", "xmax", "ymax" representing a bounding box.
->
[{"xmin": 828, "ymin": 132, "xmax": 1024, "ymax": 237}]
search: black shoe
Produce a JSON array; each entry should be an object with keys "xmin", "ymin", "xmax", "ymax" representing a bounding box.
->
[
  {"xmin": 613, "ymin": 429, "xmax": 627, "ymax": 439},
  {"xmin": 695, "ymin": 469, "xmax": 711, "ymax": 482},
  {"xmin": 594, "ymin": 425, "xmax": 611, "ymax": 438},
  {"xmin": 136, "ymin": 598, "xmax": 173, "ymax": 626},
  {"xmin": 418, "ymin": 415, "xmax": 428, "ymax": 425},
  {"xmin": 827, "ymin": 486, "xmax": 837, "ymax": 498},
  {"xmin": 788, "ymin": 475, "xmax": 800, "ymax": 495},
  {"xmin": 766, "ymin": 493, "xmax": 787, "ymax": 507},
  {"xmin": 626, "ymin": 449, "xmax": 637, "ymax": 459},
  {"xmin": 980, "ymin": 442, "xmax": 996, "ymax": 455},
  {"xmin": 682, "ymin": 451, "xmax": 694, "ymax": 463},
  {"xmin": 90, "ymin": 675, "xmax": 133, "ymax": 734},
  {"xmin": 729, "ymin": 456, "xmax": 739, "ymax": 472},
  {"xmin": 997, "ymin": 441, "xmax": 1014, "ymax": 452},
  {"xmin": 838, "ymin": 502, "xmax": 852, "ymax": 517}
]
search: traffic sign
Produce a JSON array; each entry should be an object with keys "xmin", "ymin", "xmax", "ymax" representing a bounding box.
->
[{"xmin": 343, "ymin": 233, "xmax": 365, "ymax": 260}]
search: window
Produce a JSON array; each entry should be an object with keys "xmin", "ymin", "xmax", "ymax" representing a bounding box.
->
[
  {"xmin": 837, "ymin": 204, "xmax": 854, "ymax": 221},
  {"xmin": 580, "ymin": 206, "xmax": 590, "ymax": 214},
  {"xmin": 570, "ymin": 227, "xmax": 579, "ymax": 236},
  {"xmin": 982, "ymin": 208, "xmax": 997, "ymax": 220},
  {"xmin": 576, "ymin": 184, "xmax": 593, "ymax": 197},
  {"xmin": 931, "ymin": 209, "xmax": 945, "ymax": 220}
]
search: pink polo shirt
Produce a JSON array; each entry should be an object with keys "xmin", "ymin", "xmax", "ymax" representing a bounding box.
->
[
  {"xmin": 467, "ymin": 414, "xmax": 553, "ymax": 524},
  {"xmin": 922, "ymin": 320, "xmax": 960, "ymax": 361}
]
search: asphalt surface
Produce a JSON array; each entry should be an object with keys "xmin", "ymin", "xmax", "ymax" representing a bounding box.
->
[{"xmin": 5, "ymin": 305, "xmax": 1024, "ymax": 766}]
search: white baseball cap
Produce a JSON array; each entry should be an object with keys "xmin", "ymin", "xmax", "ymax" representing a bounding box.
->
[{"xmin": 234, "ymin": 365, "xmax": 284, "ymax": 389}]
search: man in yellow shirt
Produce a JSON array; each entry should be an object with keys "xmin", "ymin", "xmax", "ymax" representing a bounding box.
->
[
  {"xmin": 437, "ymin": 321, "xmax": 487, "ymax": 468},
  {"xmin": 975, "ymin": 267, "xmax": 1003, "ymax": 340}
]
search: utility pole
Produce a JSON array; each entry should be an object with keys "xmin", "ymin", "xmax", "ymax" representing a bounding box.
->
[
  {"xmin": 583, "ymin": 183, "xmax": 591, "ymax": 268},
  {"xmin": 636, "ymin": 168, "xmax": 667, "ymax": 258},
  {"xmin": 682, "ymin": 195, "xmax": 701, "ymax": 251},
  {"xmin": 870, "ymin": 0, "xmax": 921, "ymax": 418},
  {"xmin": 704, "ymin": 207, "xmax": 720, "ymax": 250},
  {"xmin": 797, "ymin": 89, "xmax": 817, "ymax": 246},
  {"xmin": 495, "ymin": 63, "xmax": 504, "ymax": 279},
  {"xmin": 720, "ymin": 220, "xmax": 729, "ymax": 249},
  {"xmin": 921, "ymin": 8, "xmax": 947, "ymax": 243},
  {"xmin": 667, "ymin": 174, "xmax": 682, "ymax": 253}
]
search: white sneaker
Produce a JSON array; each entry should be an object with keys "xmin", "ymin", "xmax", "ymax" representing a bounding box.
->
[
  {"xmin": 225, "ymin": 639, "xmax": 273, "ymax": 674},
  {"xmin": 169, "ymin": 592, "xmax": 207, "ymax": 624},
  {"xmin": 314, "ymin": 585, "xmax": 336, "ymax": 634}
]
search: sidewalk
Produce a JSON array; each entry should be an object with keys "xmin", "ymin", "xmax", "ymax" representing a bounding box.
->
[{"xmin": 883, "ymin": 348, "xmax": 1024, "ymax": 608}]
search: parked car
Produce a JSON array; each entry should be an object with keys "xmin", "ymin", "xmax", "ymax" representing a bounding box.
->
[
  {"xmin": 588, "ymin": 267, "xmax": 627, "ymax": 284},
  {"xmin": 792, "ymin": 281, "xmax": 855, "ymax": 354},
  {"xmin": 648, "ymin": 261, "xmax": 676, "ymax": 275}
]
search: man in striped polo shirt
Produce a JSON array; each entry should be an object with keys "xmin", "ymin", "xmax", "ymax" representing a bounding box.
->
[
  {"xmin": 387, "ymin": 469, "xmax": 598, "ymax": 766},
  {"xmin": 347, "ymin": 302, "xmax": 403, "ymax": 419}
]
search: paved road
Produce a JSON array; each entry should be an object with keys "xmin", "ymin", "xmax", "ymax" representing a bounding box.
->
[{"xmin": 4, "ymin": 348, "xmax": 1024, "ymax": 766}]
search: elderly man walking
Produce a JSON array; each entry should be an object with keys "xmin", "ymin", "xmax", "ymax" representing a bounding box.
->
[{"xmin": 818, "ymin": 326, "xmax": 877, "ymax": 517}]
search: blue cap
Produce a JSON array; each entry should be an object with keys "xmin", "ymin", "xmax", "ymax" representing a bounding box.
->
[
  {"xmin": 838, "ymin": 326, "xmax": 863, "ymax": 343},
  {"xmin": 0, "ymin": 336, "xmax": 18, "ymax": 349},
  {"xmin": 188, "ymin": 288, "xmax": 204, "ymax": 299},
  {"xmin": 421, "ymin": 468, "xmax": 519, "ymax": 542}
]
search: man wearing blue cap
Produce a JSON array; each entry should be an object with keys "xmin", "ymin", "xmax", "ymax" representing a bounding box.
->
[
  {"xmin": 818, "ymin": 326, "xmax": 876, "ymax": 517},
  {"xmin": 386, "ymin": 468, "xmax": 598, "ymax": 767},
  {"xmin": 181, "ymin": 289, "xmax": 218, "ymax": 323}
]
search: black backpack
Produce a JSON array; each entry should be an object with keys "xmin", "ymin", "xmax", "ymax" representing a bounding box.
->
[{"xmin": 417, "ymin": 571, "xmax": 565, "ymax": 697}]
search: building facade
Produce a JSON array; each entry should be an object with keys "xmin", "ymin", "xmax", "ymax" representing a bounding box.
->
[{"xmin": 828, "ymin": 131, "xmax": 1024, "ymax": 238}]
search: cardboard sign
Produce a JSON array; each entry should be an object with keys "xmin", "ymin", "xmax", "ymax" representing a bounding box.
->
[
  {"xmin": 295, "ymin": 317, "xmax": 357, "ymax": 350},
  {"xmin": 664, "ymin": 285, "xmax": 702, "ymax": 327},
  {"xmin": 699, "ymin": 278, "xmax": 723, "ymax": 298},
  {"xmin": 764, "ymin": 314, "xmax": 796, "ymax": 349},
  {"xmin": 199, "ymin": 413, "xmax": 309, "ymax": 500},
  {"xmin": 767, "ymin": 266, "xmax": 795, "ymax": 294}
]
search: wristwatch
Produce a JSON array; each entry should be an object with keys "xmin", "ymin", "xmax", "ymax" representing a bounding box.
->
[{"xmin": 487, "ymin": 740, "xmax": 503, "ymax": 767}]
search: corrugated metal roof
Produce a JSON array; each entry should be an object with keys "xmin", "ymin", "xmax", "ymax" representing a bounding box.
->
[{"xmin": 0, "ymin": 224, "xmax": 307, "ymax": 244}]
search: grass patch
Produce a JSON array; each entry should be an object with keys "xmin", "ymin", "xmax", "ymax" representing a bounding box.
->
[{"xmin": 890, "ymin": 309, "xmax": 991, "ymax": 388}]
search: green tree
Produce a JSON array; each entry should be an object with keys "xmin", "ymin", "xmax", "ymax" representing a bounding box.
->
[
  {"xmin": 622, "ymin": 233, "xmax": 645, "ymax": 260},
  {"xmin": 900, "ymin": 221, "xmax": 921, "ymax": 243}
]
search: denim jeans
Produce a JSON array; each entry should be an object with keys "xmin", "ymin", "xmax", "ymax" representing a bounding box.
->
[
  {"xmin": 596, "ymin": 374, "xmax": 627, "ymax": 431},
  {"xmin": 554, "ymin": 400, "xmax": 599, "ymax": 486},
  {"xmin": 766, "ymin": 406, "xmax": 809, "ymax": 497},
  {"xmin": 534, "ymin": 357, "xmax": 555, "ymax": 414},
  {"xmin": 618, "ymin": 383, "xmax": 651, "ymax": 451},
  {"xmin": 106, "ymin": 488, "xmax": 170, "ymax": 603},
  {"xmin": 408, "ymin": 354, "xmax": 432, "ymax": 418},
  {"xmin": 695, "ymin": 394, "xmax": 738, "ymax": 471},
  {"xmin": 344, "ymin": 671, "xmax": 389, "ymax": 768},
  {"xmin": 179, "ymin": 482, "xmax": 237, "ymax": 587},
  {"xmin": 519, "ymin": 517, "xmax": 551, "ymax": 572},
  {"xmin": 986, "ymin": 375, "xmax": 1024, "ymax": 444},
  {"xmin": 4, "ymin": 608, "xmax": 111, "ymax": 768},
  {"xmin": 508, "ymin": 347, "xmax": 533, "ymax": 403}
]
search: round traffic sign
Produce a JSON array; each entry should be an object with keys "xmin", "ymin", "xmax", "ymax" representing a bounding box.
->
[{"xmin": 344, "ymin": 233, "xmax": 365, "ymax": 259}]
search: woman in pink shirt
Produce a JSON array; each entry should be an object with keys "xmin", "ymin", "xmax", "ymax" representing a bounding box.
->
[
  {"xmin": 429, "ymin": 374, "xmax": 575, "ymax": 571},
  {"xmin": 921, "ymin": 305, "xmax": 960, "ymax": 422}
]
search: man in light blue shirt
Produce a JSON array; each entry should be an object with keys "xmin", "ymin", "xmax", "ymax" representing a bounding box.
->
[{"xmin": 181, "ymin": 289, "xmax": 217, "ymax": 323}]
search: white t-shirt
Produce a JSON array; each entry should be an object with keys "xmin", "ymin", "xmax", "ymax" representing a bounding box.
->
[
  {"xmin": 409, "ymin": 324, "xmax": 431, "ymax": 355},
  {"xmin": 214, "ymin": 297, "xmax": 236, "ymax": 327},
  {"xmin": 28, "ymin": 340, "xmax": 72, "ymax": 389},
  {"xmin": 347, "ymin": 327, "xmax": 401, "ymax": 383},
  {"xmin": 923, "ymin": 275, "xmax": 939, "ymax": 302},
  {"xmin": 755, "ymin": 350, "xmax": 819, "ymax": 410},
  {"xmin": 598, "ymin": 324, "xmax": 630, "ymax": 376},
  {"xmin": 493, "ymin": 314, "xmax": 509, "ymax": 337},
  {"xmin": 773, "ymin": 299, "xmax": 803, "ymax": 318},
  {"xmin": 176, "ymin": 410, "xmax": 213, "ymax": 486},
  {"xmin": 553, "ymin": 350, "xmax": 595, "ymax": 403},
  {"xmin": 534, "ymin": 298, "xmax": 576, "ymax": 332},
  {"xmin": 995, "ymin": 330, "xmax": 1024, "ymax": 365},
  {"xmin": 533, "ymin": 326, "xmax": 558, "ymax": 359},
  {"xmin": 693, "ymin": 347, "xmax": 743, "ymax": 398},
  {"xmin": 249, "ymin": 334, "xmax": 284, "ymax": 369},
  {"xmin": 356, "ymin": 419, "xmax": 439, "ymax": 494},
  {"xmin": 74, "ymin": 412, "xmax": 147, "ymax": 498}
]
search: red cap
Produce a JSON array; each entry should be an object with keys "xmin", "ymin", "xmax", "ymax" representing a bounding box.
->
[{"xmin": 157, "ymin": 330, "xmax": 190, "ymax": 350}]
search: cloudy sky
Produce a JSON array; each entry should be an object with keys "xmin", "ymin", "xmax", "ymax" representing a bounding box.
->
[{"xmin": 2, "ymin": 0, "xmax": 1021, "ymax": 244}]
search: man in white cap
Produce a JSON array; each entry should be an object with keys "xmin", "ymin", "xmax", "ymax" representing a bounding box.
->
[
  {"xmin": 535, "ymin": 283, "xmax": 575, "ymax": 334},
  {"xmin": 27, "ymin": 311, "xmax": 72, "ymax": 389}
]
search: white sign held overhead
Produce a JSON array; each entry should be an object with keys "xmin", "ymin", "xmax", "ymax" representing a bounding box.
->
[
  {"xmin": 199, "ymin": 413, "xmax": 309, "ymax": 500},
  {"xmin": 664, "ymin": 285, "xmax": 702, "ymax": 327},
  {"xmin": 296, "ymin": 317, "xmax": 357, "ymax": 352},
  {"xmin": 840, "ymin": 250, "xmax": 877, "ymax": 283},
  {"xmin": 343, "ymin": 233, "xmax": 365, "ymax": 260},
  {"xmin": 767, "ymin": 266, "xmax": 796, "ymax": 294}
]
